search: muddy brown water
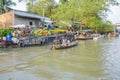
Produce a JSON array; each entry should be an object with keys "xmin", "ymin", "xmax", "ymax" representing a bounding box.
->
[{"xmin": 0, "ymin": 37, "xmax": 120, "ymax": 80}]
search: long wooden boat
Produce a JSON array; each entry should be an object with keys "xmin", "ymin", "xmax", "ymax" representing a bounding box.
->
[{"xmin": 53, "ymin": 40, "xmax": 78, "ymax": 50}]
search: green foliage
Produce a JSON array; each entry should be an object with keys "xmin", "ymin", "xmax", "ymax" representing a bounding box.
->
[
  {"xmin": 26, "ymin": 0, "xmax": 56, "ymax": 17},
  {"xmin": 59, "ymin": 0, "xmax": 69, "ymax": 4},
  {"xmin": 51, "ymin": 0, "xmax": 118, "ymax": 33},
  {"xmin": 0, "ymin": 28, "xmax": 12, "ymax": 37},
  {"xmin": 24, "ymin": 0, "xmax": 119, "ymax": 33},
  {"xmin": 0, "ymin": 0, "xmax": 16, "ymax": 14}
]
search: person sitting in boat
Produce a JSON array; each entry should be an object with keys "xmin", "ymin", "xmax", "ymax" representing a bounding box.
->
[
  {"xmin": 5, "ymin": 33, "xmax": 13, "ymax": 46},
  {"xmin": 75, "ymin": 31, "xmax": 80, "ymax": 38},
  {"xmin": 66, "ymin": 39, "xmax": 70, "ymax": 46},
  {"xmin": 79, "ymin": 33, "xmax": 85, "ymax": 38},
  {"xmin": 16, "ymin": 28, "xmax": 22, "ymax": 35},
  {"xmin": 12, "ymin": 30, "xmax": 17, "ymax": 37},
  {"xmin": 62, "ymin": 38, "xmax": 67, "ymax": 46},
  {"xmin": 12, "ymin": 37, "xmax": 19, "ymax": 44},
  {"xmin": 26, "ymin": 26, "xmax": 31, "ymax": 33},
  {"xmin": 83, "ymin": 32, "xmax": 87, "ymax": 37}
]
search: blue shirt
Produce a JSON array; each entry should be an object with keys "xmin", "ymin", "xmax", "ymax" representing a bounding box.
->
[{"xmin": 6, "ymin": 34, "xmax": 12, "ymax": 42}]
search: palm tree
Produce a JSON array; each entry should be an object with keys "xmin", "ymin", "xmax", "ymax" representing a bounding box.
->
[{"xmin": 0, "ymin": 0, "xmax": 16, "ymax": 14}]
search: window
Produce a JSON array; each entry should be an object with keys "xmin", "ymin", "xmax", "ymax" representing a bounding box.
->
[{"xmin": 29, "ymin": 22, "xmax": 33, "ymax": 25}]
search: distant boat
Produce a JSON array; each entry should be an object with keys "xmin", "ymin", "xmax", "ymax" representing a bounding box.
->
[
  {"xmin": 75, "ymin": 29, "xmax": 93, "ymax": 40},
  {"xmin": 93, "ymin": 34, "xmax": 104, "ymax": 40},
  {"xmin": 93, "ymin": 37, "xmax": 99, "ymax": 40},
  {"xmin": 107, "ymin": 32, "xmax": 119, "ymax": 37}
]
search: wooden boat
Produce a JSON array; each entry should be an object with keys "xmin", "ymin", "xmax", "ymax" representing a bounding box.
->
[
  {"xmin": 76, "ymin": 37, "xmax": 93, "ymax": 40},
  {"xmin": 0, "ymin": 39, "xmax": 18, "ymax": 48},
  {"xmin": 93, "ymin": 34, "xmax": 105, "ymax": 40},
  {"xmin": 53, "ymin": 40, "xmax": 78, "ymax": 50},
  {"xmin": 75, "ymin": 33, "xmax": 93, "ymax": 40},
  {"xmin": 75, "ymin": 29, "xmax": 93, "ymax": 40},
  {"xmin": 107, "ymin": 32, "xmax": 119, "ymax": 37},
  {"xmin": 0, "ymin": 39, "xmax": 5, "ymax": 47}
]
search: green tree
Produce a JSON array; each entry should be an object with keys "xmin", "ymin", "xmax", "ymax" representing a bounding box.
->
[
  {"xmin": 19, "ymin": 0, "xmax": 56, "ymax": 17},
  {"xmin": 0, "ymin": 0, "xmax": 16, "ymax": 14},
  {"xmin": 29, "ymin": 0, "xmax": 56, "ymax": 17},
  {"xmin": 51, "ymin": 0, "xmax": 118, "ymax": 32},
  {"xmin": 21, "ymin": 0, "xmax": 118, "ymax": 33}
]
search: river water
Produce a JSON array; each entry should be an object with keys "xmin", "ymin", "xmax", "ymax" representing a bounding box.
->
[{"xmin": 0, "ymin": 37, "xmax": 120, "ymax": 80}]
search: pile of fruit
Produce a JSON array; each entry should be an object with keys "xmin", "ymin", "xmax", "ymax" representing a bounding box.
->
[
  {"xmin": 34, "ymin": 28, "xmax": 66, "ymax": 36},
  {"xmin": 49, "ymin": 29, "xmax": 66, "ymax": 34},
  {"xmin": 34, "ymin": 29, "xmax": 51, "ymax": 36}
]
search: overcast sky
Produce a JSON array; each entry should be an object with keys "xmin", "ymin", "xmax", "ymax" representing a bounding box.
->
[
  {"xmin": 11, "ymin": 0, "xmax": 120, "ymax": 24},
  {"xmin": 107, "ymin": 4, "xmax": 120, "ymax": 24}
]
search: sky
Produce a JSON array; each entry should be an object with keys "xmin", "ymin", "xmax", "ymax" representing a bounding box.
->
[
  {"xmin": 11, "ymin": 0, "xmax": 120, "ymax": 24},
  {"xmin": 11, "ymin": 0, "xmax": 59, "ymax": 11},
  {"xmin": 107, "ymin": 4, "xmax": 120, "ymax": 24},
  {"xmin": 11, "ymin": 0, "xmax": 27, "ymax": 11}
]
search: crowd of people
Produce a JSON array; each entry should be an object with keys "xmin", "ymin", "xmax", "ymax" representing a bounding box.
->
[
  {"xmin": 1, "ymin": 26, "xmax": 33, "ymax": 45},
  {"xmin": 0, "ymin": 24, "xmax": 56, "ymax": 47}
]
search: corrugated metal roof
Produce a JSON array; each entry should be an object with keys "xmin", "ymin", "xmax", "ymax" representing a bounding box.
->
[{"xmin": 14, "ymin": 10, "xmax": 42, "ymax": 19}]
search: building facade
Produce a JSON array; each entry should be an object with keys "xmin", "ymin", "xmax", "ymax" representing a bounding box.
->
[
  {"xmin": 0, "ymin": 10, "xmax": 43, "ymax": 28},
  {"xmin": 14, "ymin": 10, "xmax": 42, "ymax": 27},
  {"xmin": 0, "ymin": 10, "xmax": 53, "ymax": 28}
]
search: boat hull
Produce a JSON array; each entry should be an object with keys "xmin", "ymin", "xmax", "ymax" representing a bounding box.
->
[
  {"xmin": 53, "ymin": 41, "xmax": 78, "ymax": 50},
  {"xmin": 76, "ymin": 37, "xmax": 93, "ymax": 40}
]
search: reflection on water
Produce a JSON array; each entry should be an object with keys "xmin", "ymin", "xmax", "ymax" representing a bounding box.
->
[{"xmin": 0, "ymin": 37, "xmax": 120, "ymax": 80}]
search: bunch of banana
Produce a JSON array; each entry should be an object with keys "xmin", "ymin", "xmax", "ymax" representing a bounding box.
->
[
  {"xmin": 42, "ymin": 30, "xmax": 51, "ymax": 36},
  {"xmin": 34, "ymin": 29, "xmax": 43, "ymax": 36},
  {"xmin": 34, "ymin": 29, "xmax": 51, "ymax": 36}
]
